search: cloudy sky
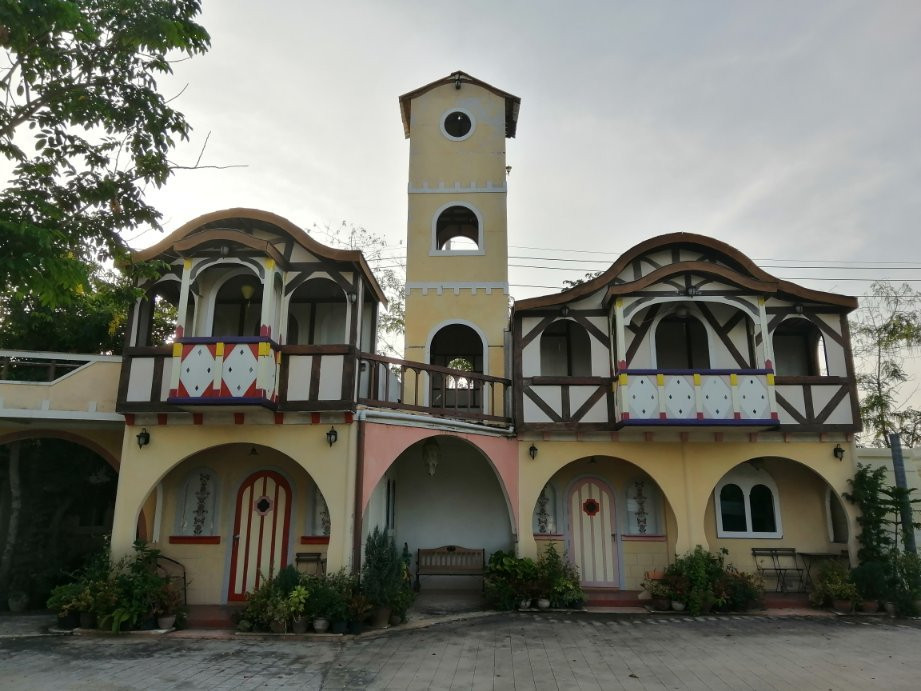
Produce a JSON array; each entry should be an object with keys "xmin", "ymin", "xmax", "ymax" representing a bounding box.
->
[{"xmin": 139, "ymin": 1, "xmax": 921, "ymax": 304}]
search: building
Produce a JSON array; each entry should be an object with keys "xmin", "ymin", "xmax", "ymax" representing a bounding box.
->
[{"xmin": 0, "ymin": 72, "xmax": 872, "ymax": 605}]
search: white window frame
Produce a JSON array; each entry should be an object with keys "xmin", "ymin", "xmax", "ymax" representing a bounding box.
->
[
  {"xmin": 439, "ymin": 107, "xmax": 476, "ymax": 142},
  {"xmin": 714, "ymin": 465, "xmax": 782, "ymax": 539}
]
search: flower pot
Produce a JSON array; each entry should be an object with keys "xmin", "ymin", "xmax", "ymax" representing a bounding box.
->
[
  {"xmin": 536, "ymin": 598, "xmax": 551, "ymax": 610},
  {"xmin": 884, "ymin": 602, "xmax": 897, "ymax": 616},
  {"xmin": 832, "ymin": 599, "xmax": 853, "ymax": 613},
  {"xmin": 519, "ymin": 598, "xmax": 533, "ymax": 610},
  {"xmin": 348, "ymin": 620, "xmax": 366, "ymax": 635},
  {"xmin": 651, "ymin": 597, "xmax": 670, "ymax": 611},
  {"xmin": 79, "ymin": 612, "xmax": 96, "ymax": 629},
  {"xmin": 269, "ymin": 619, "xmax": 287, "ymax": 633},
  {"xmin": 331, "ymin": 620, "xmax": 348, "ymax": 634},
  {"xmin": 291, "ymin": 617, "xmax": 308, "ymax": 634},
  {"xmin": 312, "ymin": 617, "xmax": 330, "ymax": 633},
  {"xmin": 671, "ymin": 600, "xmax": 686, "ymax": 612},
  {"xmin": 7, "ymin": 592, "xmax": 28, "ymax": 613},
  {"xmin": 157, "ymin": 615, "xmax": 176, "ymax": 630},
  {"xmin": 57, "ymin": 613, "xmax": 80, "ymax": 630},
  {"xmin": 859, "ymin": 600, "xmax": 878, "ymax": 614},
  {"xmin": 389, "ymin": 614, "xmax": 403, "ymax": 626},
  {"xmin": 371, "ymin": 606, "xmax": 391, "ymax": 628}
]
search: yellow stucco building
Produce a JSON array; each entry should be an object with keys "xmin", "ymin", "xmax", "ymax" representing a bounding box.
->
[{"xmin": 1, "ymin": 71, "xmax": 881, "ymax": 608}]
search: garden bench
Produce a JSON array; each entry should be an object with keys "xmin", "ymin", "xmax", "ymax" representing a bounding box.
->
[
  {"xmin": 751, "ymin": 547, "xmax": 805, "ymax": 592},
  {"xmin": 415, "ymin": 545, "xmax": 485, "ymax": 591}
]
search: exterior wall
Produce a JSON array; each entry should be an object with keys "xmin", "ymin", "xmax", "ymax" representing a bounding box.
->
[
  {"xmin": 0, "ymin": 358, "xmax": 122, "ymax": 419},
  {"xmin": 110, "ymin": 418, "xmax": 358, "ymax": 604}
]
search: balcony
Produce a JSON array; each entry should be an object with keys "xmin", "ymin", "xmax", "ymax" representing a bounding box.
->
[{"xmin": 614, "ymin": 368, "xmax": 778, "ymax": 427}]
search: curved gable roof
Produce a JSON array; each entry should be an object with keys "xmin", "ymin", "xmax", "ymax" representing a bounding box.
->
[
  {"xmin": 514, "ymin": 232, "xmax": 857, "ymax": 312},
  {"xmin": 131, "ymin": 208, "xmax": 387, "ymax": 305}
]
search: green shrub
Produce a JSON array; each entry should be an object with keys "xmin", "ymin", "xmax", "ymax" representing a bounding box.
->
[
  {"xmin": 849, "ymin": 560, "xmax": 890, "ymax": 601},
  {"xmin": 809, "ymin": 561, "xmax": 858, "ymax": 608},
  {"xmin": 361, "ymin": 527, "xmax": 403, "ymax": 609}
]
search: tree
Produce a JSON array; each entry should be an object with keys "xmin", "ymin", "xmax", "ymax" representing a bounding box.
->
[
  {"xmin": 561, "ymin": 270, "xmax": 603, "ymax": 291},
  {"xmin": 309, "ymin": 221, "xmax": 405, "ymax": 357},
  {"xmin": 851, "ymin": 282, "xmax": 921, "ymax": 447},
  {"xmin": 0, "ymin": 0, "xmax": 210, "ymax": 307}
]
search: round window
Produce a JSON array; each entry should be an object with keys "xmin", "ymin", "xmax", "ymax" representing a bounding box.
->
[{"xmin": 443, "ymin": 111, "xmax": 473, "ymax": 139}]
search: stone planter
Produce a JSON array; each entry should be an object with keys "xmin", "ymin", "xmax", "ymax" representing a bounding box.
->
[
  {"xmin": 371, "ymin": 606, "xmax": 391, "ymax": 628},
  {"xmin": 884, "ymin": 602, "xmax": 897, "ymax": 616},
  {"xmin": 389, "ymin": 614, "xmax": 403, "ymax": 627},
  {"xmin": 269, "ymin": 619, "xmax": 287, "ymax": 633},
  {"xmin": 157, "ymin": 615, "xmax": 176, "ymax": 630},
  {"xmin": 671, "ymin": 600, "xmax": 686, "ymax": 612},
  {"xmin": 57, "ymin": 613, "xmax": 80, "ymax": 630},
  {"xmin": 291, "ymin": 617, "xmax": 308, "ymax": 634},
  {"xmin": 519, "ymin": 598, "xmax": 533, "ymax": 609},
  {"xmin": 312, "ymin": 617, "xmax": 330, "ymax": 633},
  {"xmin": 536, "ymin": 598, "xmax": 551, "ymax": 610}
]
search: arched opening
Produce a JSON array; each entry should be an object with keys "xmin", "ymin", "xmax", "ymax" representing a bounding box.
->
[
  {"xmin": 434, "ymin": 205, "xmax": 480, "ymax": 251},
  {"xmin": 429, "ymin": 323, "xmax": 484, "ymax": 410},
  {"xmin": 150, "ymin": 443, "xmax": 330, "ymax": 604},
  {"xmin": 773, "ymin": 318, "xmax": 827, "ymax": 376},
  {"xmin": 540, "ymin": 319, "xmax": 592, "ymax": 376},
  {"xmin": 211, "ymin": 272, "xmax": 264, "ymax": 338},
  {"xmin": 363, "ymin": 435, "xmax": 514, "ymax": 592},
  {"xmin": 533, "ymin": 456, "xmax": 675, "ymax": 590},
  {"xmin": 134, "ymin": 281, "xmax": 182, "ymax": 346},
  {"xmin": 0, "ymin": 438, "xmax": 116, "ymax": 607},
  {"xmin": 287, "ymin": 278, "xmax": 348, "ymax": 345},
  {"xmin": 655, "ymin": 313, "xmax": 710, "ymax": 369}
]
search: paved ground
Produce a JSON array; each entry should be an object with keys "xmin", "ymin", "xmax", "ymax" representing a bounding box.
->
[{"xmin": 1, "ymin": 611, "xmax": 920, "ymax": 690}]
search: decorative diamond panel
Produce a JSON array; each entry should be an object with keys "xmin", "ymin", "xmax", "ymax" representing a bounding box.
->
[
  {"xmin": 222, "ymin": 344, "xmax": 258, "ymax": 397},
  {"xmin": 664, "ymin": 375, "xmax": 695, "ymax": 418},
  {"xmin": 738, "ymin": 375, "xmax": 770, "ymax": 419},
  {"xmin": 700, "ymin": 376, "xmax": 732, "ymax": 419},
  {"xmin": 178, "ymin": 344, "xmax": 215, "ymax": 398},
  {"xmin": 627, "ymin": 376, "xmax": 658, "ymax": 418}
]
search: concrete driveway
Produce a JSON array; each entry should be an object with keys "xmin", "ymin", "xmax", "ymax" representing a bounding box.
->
[{"xmin": 1, "ymin": 611, "xmax": 919, "ymax": 689}]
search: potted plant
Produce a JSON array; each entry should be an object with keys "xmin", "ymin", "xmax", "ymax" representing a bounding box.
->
[
  {"xmin": 361, "ymin": 527, "xmax": 402, "ymax": 628},
  {"xmin": 151, "ymin": 581, "xmax": 183, "ymax": 630},
  {"xmin": 347, "ymin": 593, "xmax": 373, "ymax": 634},
  {"xmin": 809, "ymin": 561, "xmax": 857, "ymax": 612},
  {"xmin": 642, "ymin": 578, "xmax": 672, "ymax": 611},
  {"xmin": 267, "ymin": 591, "xmax": 290, "ymax": 633},
  {"xmin": 46, "ymin": 582, "xmax": 82, "ymax": 629},
  {"xmin": 288, "ymin": 584, "xmax": 310, "ymax": 633},
  {"xmin": 849, "ymin": 560, "xmax": 887, "ymax": 613}
]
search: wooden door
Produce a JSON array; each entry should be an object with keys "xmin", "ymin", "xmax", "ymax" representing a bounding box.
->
[
  {"xmin": 568, "ymin": 478, "xmax": 619, "ymax": 587},
  {"xmin": 228, "ymin": 470, "xmax": 291, "ymax": 601}
]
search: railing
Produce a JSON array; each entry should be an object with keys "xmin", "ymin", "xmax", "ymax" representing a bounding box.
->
[
  {"xmin": 358, "ymin": 352, "xmax": 511, "ymax": 425},
  {"xmin": 614, "ymin": 368, "xmax": 778, "ymax": 426},
  {"xmin": 0, "ymin": 350, "xmax": 112, "ymax": 382},
  {"xmin": 166, "ymin": 337, "xmax": 279, "ymax": 406}
]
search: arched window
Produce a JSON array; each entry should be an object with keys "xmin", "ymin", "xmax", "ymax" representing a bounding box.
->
[
  {"xmin": 773, "ymin": 318, "xmax": 827, "ymax": 376},
  {"xmin": 211, "ymin": 272, "xmax": 263, "ymax": 338},
  {"xmin": 655, "ymin": 313, "xmax": 710, "ymax": 370},
  {"xmin": 135, "ymin": 281, "xmax": 181, "ymax": 346},
  {"xmin": 715, "ymin": 464, "xmax": 782, "ymax": 538},
  {"xmin": 826, "ymin": 489, "xmax": 849, "ymax": 543},
  {"xmin": 174, "ymin": 468, "xmax": 218, "ymax": 536},
  {"xmin": 434, "ymin": 205, "xmax": 481, "ymax": 252},
  {"xmin": 540, "ymin": 319, "xmax": 592, "ymax": 376},
  {"xmin": 429, "ymin": 323, "xmax": 484, "ymax": 409}
]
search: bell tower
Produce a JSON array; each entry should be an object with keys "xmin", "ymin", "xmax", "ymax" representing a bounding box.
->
[{"xmin": 398, "ymin": 71, "xmax": 520, "ymax": 391}]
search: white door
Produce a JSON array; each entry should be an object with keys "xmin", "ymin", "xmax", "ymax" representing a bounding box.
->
[{"xmin": 568, "ymin": 478, "xmax": 619, "ymax": 587}]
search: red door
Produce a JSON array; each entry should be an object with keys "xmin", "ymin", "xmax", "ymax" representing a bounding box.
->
[{"xmin": 228, "ymin": 470, "xmax": 292, "ymax": 601}]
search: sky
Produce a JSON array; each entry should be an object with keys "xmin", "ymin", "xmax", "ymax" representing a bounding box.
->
[{"xmin": 136, "ymin": 1, "xmax": 921, "ymax": 306}]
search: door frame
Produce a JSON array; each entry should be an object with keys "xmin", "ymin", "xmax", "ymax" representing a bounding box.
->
[{"xmin": 564, "ymin": 475, "xmax": 621, "ymax": 588}]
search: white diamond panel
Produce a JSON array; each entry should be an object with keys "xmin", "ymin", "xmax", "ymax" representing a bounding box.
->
[
  {"xmin": 700, "ymin": 376, "xmax": 732, "ymax": 419},
  {"xmin": 179, "ymin": 345, "xmax": 215, "ymax": 398},
  {"xmin": 664, "ymin": 375, "xmax": 695, "ymax": 419},
  {"xmin": 222, "ymin": 344, "xmax": 258, "ymax": 396},
  {"xmin": 738, "ymin": 375, "xmax": 769, "ymax": 419},
  {"xmin": 627, "ymin": 377, "xmax": 658, "ymax": 418}
]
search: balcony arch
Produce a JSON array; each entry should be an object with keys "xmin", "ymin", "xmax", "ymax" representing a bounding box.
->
[
  {"xmin": 286, "ymin": 276, "xmax": 349, "ymax": 345},
  {"xmin": 539, "ymin": 319, "xmax": 592, "ymax": 376},
  {"xmin": 772, "ymin": 317, "xmax": 827, "ymax": 376},
  {"xmin": 654, "ymin": 309, "xmax": 711, "ymax": 370},
  {"xmin": 431, "ymin": 202, "xmax": 483, "ymax": 254},
  {"xmin": 426, "ymin": 321, "xmax": 487, "ymax": 410}
]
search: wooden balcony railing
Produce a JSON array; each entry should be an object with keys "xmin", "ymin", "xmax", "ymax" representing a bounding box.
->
[{"xmin": 357, "ymin": 353, "xmax": 511, "ymax": 424}]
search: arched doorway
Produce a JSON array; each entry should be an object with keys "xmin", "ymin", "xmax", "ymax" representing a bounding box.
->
[
  {"xmin": 428, "ymin": 323, "xmax": 485, "ymax": 410},
  {"xmin": 567, "ymin": 477, "xmax": 618, "ymax": 587}
]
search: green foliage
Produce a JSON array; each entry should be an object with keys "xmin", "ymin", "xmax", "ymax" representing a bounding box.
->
[
  {"xmin": 716, "ymin": 567, "xmax": 763, "ymax": 611},
  {"xmin": 0, "ymin": 0, "xmax": 210, "ymax": 307},
  {"xmin": 536, "ymin": 543, "xmax": 583, "ymax": 608},
  {"xmin": 849, "ymin": 560, "xmax": 890, "ymax": 601},
  {"xmin": 361, "ymin": 527, "xmax": 402, "ymax": 609},
  {"xmin": 485, "ymin": 544, "xmax": 583, "ymax": 610},
  {"xmin": 852, "ymin": 282, "xmax": 921, "ymax": 447},
  {"xmin": 664, "ymin": 547, "xmax": 762, "ymax": 615},
  {"xmin": 45, "ymin": 581, "xmax": 83, "ymax": 615},
  {"xmin": 809, "ymin": 561, "xmax": 859, "ymax": 608},
  {"xmin": 844, "ymin": 464, "xmax": 894, "ymax": 563}
]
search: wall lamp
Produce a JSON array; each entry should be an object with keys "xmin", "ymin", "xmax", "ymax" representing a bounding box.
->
[
  {"xmin": 136, "ymin": 428, "xmax": 150, "ymax": 449},
  {"xmin": 326, "ymin": 426, "xmax": 338, "ymax": 447},
  {"xmin": 833, "ymin": 444, "xmax": 845, "ymax": 461},
  {"xmin": 529, "ymin": 444, "xmax": 538, "ymax": 460}
]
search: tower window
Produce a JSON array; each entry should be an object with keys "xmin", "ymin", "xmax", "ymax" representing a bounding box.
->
[
  {"xmin": 441, "ymin": 109, "xmax": 474, "ymax": 140},
  {"xmin": 435, "ymin": 205, "xmax": 481, "ymax": 251}
]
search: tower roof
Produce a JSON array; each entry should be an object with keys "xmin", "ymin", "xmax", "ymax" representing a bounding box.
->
[{"xmin": 398, "ymin": 71, "xmax": 521, "ymax": 139}]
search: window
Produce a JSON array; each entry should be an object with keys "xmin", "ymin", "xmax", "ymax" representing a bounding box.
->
[
  {"xmin": 539, "ymin": 319, "xmax": 592, "ymax": 376},
  {"xmin": 175, "ymin": 469, "xmax": 218, "ymax": 536},
  {"xmin": 434, "ymin": 204, "xmax": 481, "ymax": 252},
  {"xmin": 826, "ymin": 489, "xmax": 849, "ymax": 543},
  {"xmin": 655, "ymin": 314, "xmax": 710, "ymax": 370},
  {"xmin": 441, "ymin": 109, "xmax": 475, "ymax": 140},
  {"xmin": 626, "ymin": 478, "xmax": 662, "ymax": 535},
  {"xmin": 715, "ymin": 464, "xmax": 782, "ymax": 538},
  {"xmin": 532, "ymin": 484, "xmax": 557, "ymax": 534},
  {"xmin": 773, "ymin": 318, "xmax": 827, "ymax": 376}
]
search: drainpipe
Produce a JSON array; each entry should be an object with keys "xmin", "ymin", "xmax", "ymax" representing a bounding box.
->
[
  {"xmin": 888, "ymin": 433, "xmax": 917, "ymax": 554},
  {"xmin": 353, "ymin": 415, "xmax": 366, "ymax": 573}
]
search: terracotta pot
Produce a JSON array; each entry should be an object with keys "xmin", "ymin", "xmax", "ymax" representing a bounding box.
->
[
  {"xmin": 312, "ymin": 617, "xmax": 330, "ymax": 633},
  {"xmin": 157, "ymin": 615, "xmax": 176, "ymax": 630}
]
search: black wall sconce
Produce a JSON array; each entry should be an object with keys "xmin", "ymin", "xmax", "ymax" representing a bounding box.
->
[
  {"xmin": 529, "ymin": 444, "xmax": 538, "ymax": 460},
  {"xmin": 833, "ymin": 443, "xmax": 845, "ymax": 461},
  {"xmin": 326, "ymin": 426, "xmax": 338, "ymax": 447},
  {"xmin": 136, "ymin": 428, "xmax": 150, "ymax": 449}
]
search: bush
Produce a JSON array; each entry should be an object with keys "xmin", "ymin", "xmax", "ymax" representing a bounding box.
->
[
  {"xmin": 485, "ymin": 545, "xmax": 583, "ymax": 610},
  {"xmin": 809, "ymin": 561, "xmax": 858, "ymax": 608},
  {"xmin": 849, "ymin": 560, "xmax": 890, "ymax": 601},
  {"xmin": 717, "ymin": 567, "xmax": 763, "ymax": 611},
  {"xmin": 361, "ymin": 527, "xmax": 402, "ymax": 610}
]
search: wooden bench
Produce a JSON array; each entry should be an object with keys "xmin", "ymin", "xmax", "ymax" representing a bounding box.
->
[
  {"xmin": 751, "ymin": 547, "xmax": 805, "ymax": 592},
  {"xmin": 415, "ymin": 545, "xmax": 485, "ymax": 591}
]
